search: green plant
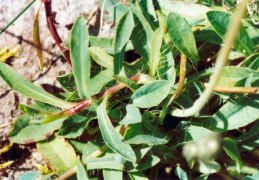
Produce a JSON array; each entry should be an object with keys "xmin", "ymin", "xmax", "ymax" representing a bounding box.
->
[{"xmin": 0, "ymin": 0, "xmax": 259, "ymax": 179}]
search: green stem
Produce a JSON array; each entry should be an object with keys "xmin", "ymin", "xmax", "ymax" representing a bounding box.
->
[
  {"xmin": 0, "ymin": 0, "xmax": 36, "ymax": 35},
  {"xmin": 170, "ymin": 0, "xmax": 250, "ymax": 117}
]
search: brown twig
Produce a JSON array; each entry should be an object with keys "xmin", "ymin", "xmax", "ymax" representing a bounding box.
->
[
  {"xmin": 204, "ymin": 83, "xmax": 259, "ymax": 94},
  {"xmin": 167, "ymin": 54, "xmax": 187, "ymax": 108},
  {"xmin": 43, "ymin": 0, "xmax": 71, "ymax": 65}
]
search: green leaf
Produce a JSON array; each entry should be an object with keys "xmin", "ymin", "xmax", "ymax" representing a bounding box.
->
[
  {"xmin": 197, "ymin": 161, "xmax": 221, "ymax": 174},
  {"xmin": 167, "ymin": 12, "xmax": 200, "ymax": 65},
  {"xmin": 120, "ymin": 104, "xmax": 141, "ymax": 124},
  {"xmin": 124, "ymin": 123, "xmax": 169, "ymax": 145},
  {"xmin": 236, "ymin": 121, "xmax": 259, "ymax": 152},
  {"xmin": 241, "ymin": 53, "xmax": 259, "ymax": 71},
  {"xmin": 132, "ymin": 80, "xmax": 171, "ymax": 108},
  {"xmin": 77, "ymin": 158, "xmax": 89, "ymax": 180},
  {"xmin": 175, "ymin": 164, "xmax": 189, "ymax": 180},
  {"xmin": 57, "ymin": 73, "xmax": 76, "ymax": 92},
  {"xmin": 33, "ymin": 1, "xmax": 43, "ymax": 71},
  {"xmin": 217, "ymin": 66, "xmax": 259, "ymax": 87},
  {"xmin": 97, "ymin": 97, "xmax": 136, "ymax": 162},
  {"xmin": 103, "ymin": 169, "xmax": 123, "ymax": 180},
  {"xmin": 37, "ymin": 136, "xmax": 77, "ymax": 176},
  {"xmin": 113, "ymin": 74, "xmax": 139, "ymax": 92},
  {"xmin": 114, "ymin": 11, "xmax": 133, "ymax": 75},
  {"xmin": 207, "ymin": 11, "xmax": 254, "ymax": 56},
  {"xmin": 156, "ymin": 11, "xmax": 167, "ymax": 34},
  {"xmin": 0, "ymin": 62, "xmax": 74, "ymax": 108},
  {"xmin": 129, "ymin": 154, "xmax": 160, "ymax": 172},
  {"xmin": 243, "ymin": 173, "xmax": 259, "ymax": 180},
  {"xmin": 18, "ymin": 172, "xmax": 40, "ymax": 180},
  {"xmin": 204, "ymin": 95, "xmax": 259, "ymax": 132},
  {"xmin": 89, "ymin": 46, "xmax": 113, "ymax": 70},
  {"xmin": 70, "ymin": 15, "xmax": 91, "ymax": 99},
  {"xmin": 128, "ymin": 171, "xmax": 148, "ymax": 180},
  {"xmin": 150, "ymin": 28, "xmax": 163, "ymax": 77},
  {"xmin": 9, "ymin": 114, "xmax": 65, "ymax": 144},
  {"xmin": 223, "ymin": 137, "xmax": 243, "ymax": 173},
  {"xmin": 194, "ymin": 26, "xmax": 222, "ymax": 45}
]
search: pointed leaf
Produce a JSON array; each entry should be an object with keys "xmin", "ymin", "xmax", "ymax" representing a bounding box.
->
[
  {"xmin": 120, "ymin": 104, "xmax": 141, "ymax": 124},
  {"xmin": 77, "ymin": 158, "xmax": 89, "ymax": 180},
  {"xmin": 114, "ymin": 11, "xmax": 133, "ymax": 75},
  {"xmin": 128, "ymin": 171, "xmax": 148, "ymax": 180},
  {"xmin": 113, "ymin": 74, "xmax": 139, "ymax": 92},
  {"xmin": 223, "ymin": 137, "xmax": 243, "ymax": 173},
  {"xmin": 97, "ymin": 97, "xmax": 136, "ymax": 162},
  {"xmin": 0, "ymin": 62, "xmax": 74, "ymax": 108},
  {"xmin": 167, "ymin": 12, "xmax": 200, "ymax": 65},
  {"xmin": 33, "ymin": 0, "xmax": 43, "ymax": 71},
  {"xmin": 18, "ymin": 172, "xmax": 40, "ymax": 180},
  {"xmin": 70, "ymin": 15, "xmax": 91, "ymax": 99},
  {"xmin": 89, "ymin": 46, "xmax": 113, "ymax": 70},
  {"xmin": 132, "ymin": 80, "xmax": 171, "ymax": 108},
  {"xmin": 103, "ymin": 169, "xmax": 123, "ymax": 180},
  {"xmin": 57, "ymin": 73, "xmax": 76, "ymax": 92},
  {"xmin": 207, "ymin": 11, "xmax": 254, "ymax": 56}
]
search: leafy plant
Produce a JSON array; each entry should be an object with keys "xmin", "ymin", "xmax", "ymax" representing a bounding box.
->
[{"xmin": 0, "ymin": 0, "xmax": 259, "ymax": 179}]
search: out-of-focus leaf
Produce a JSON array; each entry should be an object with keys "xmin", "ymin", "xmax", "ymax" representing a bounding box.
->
[
  {"xmin": 132, "ymin": 80, "xmax": 171, "ymax": 108},
  {"xmin": 204, "ymin": 95, "xmax": 259, "ymax": 132},
  {"xmin": 0, "ymin": 62, "xmax": 74, "ymax": 108},
  {"xmin": 77, "ymin": 158, "xmax": 89, "ymax": 180},
  {"xmin": 97, "ymin": 97, "xmax": 136, "ymax": 162},
  {"xmin": 33, "ymin": 0, "xmax": 43, "ymax": 71},
  {"xmin": 89, "ymin": 47, "xmax": 113, "ymax": 70},
  {"xmin": 167, "ymin": 12, "xmax": 200, "ymax": 65},
  {"xmin": 217, "ymin": 66, "xmax": 259, "ymax": 87},
  {"xmin": 103, "ymin": 169, "xmax": 123, "ymax": 180},
  {"xmin": 149, "ymin": 28, "xmax": 163, "ymax": 77},
  {"xmin": 223, "ymin": 137, "xmax": 242, "ymax": 173},
  {"xmin": 120, "ymin": 104, "xmax": 141, "ymax": 124},
  {"xmin": 114, "ymin": 11, "xmax": 133, "ymax": 75},
  {"xmin": 57, "ymin": 73, "xmax": 76, "ymax": 92},
  {"xmin": 70, "ymin": 16, "xmax": 91, "ymax": 99},
  {"xmin": 128, "ymin": 171, "xmax": 148, "ymax": 180},
  {"xmin": 18, "ymin": 171, "xmax": 40, "ymax": 180},
  {"xmin": 175, "ymin": 164, "xmax": 190, "ymax": 180},
  {"xmin": 124, "ymin": 123, "xmax": 169, "ymax": 145},
  {"xmin": 37, "ymin": 136, "xmax": 77, "ymax": 176},
  {"xmin": 0, "ymin": 46, "xmax": 20, "ymax": 63},
  {"xmin": 236, "ymin": 121, "xmax": 259, "ymax": 152},
  {"xmin": 197, "ymin": 161, "xmax": 221, "ymax": 174},
  {"xmin": 207, "ymin": 11, "xmax": 254, "ymax": 56},
  {"xmin": 243, "ymin": 173, "xmax": 259, "ymax": 180},
  {"xmin": 8, "ymin": 114, "xmax": 65, "ymax": 144}
]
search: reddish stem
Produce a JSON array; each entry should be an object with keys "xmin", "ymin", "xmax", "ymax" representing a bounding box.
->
[{"xmin": 43, "ymin": 0, "xmax": 71, "ymax": 65}]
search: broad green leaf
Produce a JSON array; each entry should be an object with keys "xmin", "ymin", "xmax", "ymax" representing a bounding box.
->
[
  {"xmin": 8, "ymin": 114, "xmax": 65, "ymax": 144},
  {"xmin": 57, "ymin": 73, "xmax": 76, "ymax": 92},
  {"xmin": 124, "ymin": 123, "xmax": 169, "ymax": 145},
  {"xmin": 207, "ymin": 11, "xmax": 254, "ymax": 56},
  {"xmin": 69, "ymin": 140, "xmax": 87, "ymax": 155},
  {"xmin": 157, "ymin": 0, "xmax": 210, "ymax": 26},
  {"xmin": 130, "ymin": 8, "xmax": 153, "ymax": 62},
  {"xmin": 70, "ymin": 15, "xmax": 91, "ymax": 99},
  {"xmin": 77, "ymin": 158, "xmax": 89, "ymax": 180},
  {"xmin": 223, "ymin": 137, "xmax": 242, "ymax": 173},
  {"xmin": 37, "ymin": 136, "xmax": 77, "ymax": 176},
  {"xmin": 113, "ymin": 74, "xmax": 139, "ymax": 92},
  {"xmin": 97, "ymin": 97, "xmax": 136, "ymax": 162},
  {"xmin": 156, "ymin": 11, "xmax": 167, "ymax": 34},
  {"xmin": 132, "ymin": 80, "xmax": 171, "ymax": 108},
  {"xmin": 204, "ymin": 95, "xmax": 259, "ymax": 132},
  {"xmin": 114, "ymin": 11, "xmax": 133, "ymax": 75},
  {"xmin": 128, "ymin": 171, "xmax": 148, "ymax": 180},
  {"xmin": 242, "ymin": 53, "xmax": 259, "ymax": 71},
  {"xmin": 167, "ymin": 12, "xmax": 200, "ymax": 65},
  {"xmin": 89, "ymin": 46, "xmax": 113, "ymax": 70},
  {"xmin": 137, "ymin": 0, "xmax": 158, "ymax": 30},
  {"xmin": 129, "ymin": 154, "xmax": 160, "ymax": 172},
  {"xmin": 217, "ymin": 66, "xmax": 259, "ymax": 87},
  {"xmin": 175, "ymin": 164, "xmax": 190, "ymax": 180},
  {"xmin": 103, "ymin": 169, "xmax": 123, "ymax": 180},
  {"xmin": 194, "ymin": 26, "xmax": 222, "ymax": 45},
  {"xmin": 18, "ymin": 172, "xmax": 40, "ymax": 180},
  {"xmin": 197, "ymin": 161, "xmax": 221, "ymax": 174},
  {"xmin": 57, "ymin": 115, "xmax": 92, "ymax": 139},
  {"xmin": 236, "ymin": 121, "xmax": 259, "ymax": 152},
  {"xmin": 243, "ymin": 173, "xmax": 259, "ymax": 180},
  {"xmin": 40, "ymin": 173, "xmax": 55, "ymax": 180},
  {"xmin": 0, "ymin": 62, "xmax": 74, "ymax": 108},
  {"xmin": 33, "ymin": 0, "xmax": 43, "ymax": 71},
  {"xmin": 120, "ymin": 104, "xmax": 141, "ymax": 124},
  {"xmin": 150, "ymin": 28, "xmax": 163, "ymax": 77}
]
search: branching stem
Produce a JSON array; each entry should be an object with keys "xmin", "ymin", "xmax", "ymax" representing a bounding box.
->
[{"xmin": 170, "ymin": 0, "xmax": 250, "ymax": 117}]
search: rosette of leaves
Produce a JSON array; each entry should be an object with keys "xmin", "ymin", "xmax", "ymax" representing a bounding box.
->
[{"xmin": 0, "ymin": 0, "xmax": 259, "ymax": 179}]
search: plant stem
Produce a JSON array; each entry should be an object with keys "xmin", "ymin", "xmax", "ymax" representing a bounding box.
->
[
  {"xmin": 170, "ymin": 0, "xmax": 250, "ymax": 117},
  {"xmin": 167, "ymin": 54, "xmax": 187, "ymax": 108},
  {"xmin": 55, "ymin": 166, "xmax": 77, "ymax": 180},
  {"xmin": 204, "ymin": 83, "xmax": 259, "ymax": 94},
  {"xmin": 0, "ymin": 0, "xmax": 36, "ymax": 35},
  {"xmin": 43, "ymin": 0, "xmax": 71, "ymax": 65}
]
